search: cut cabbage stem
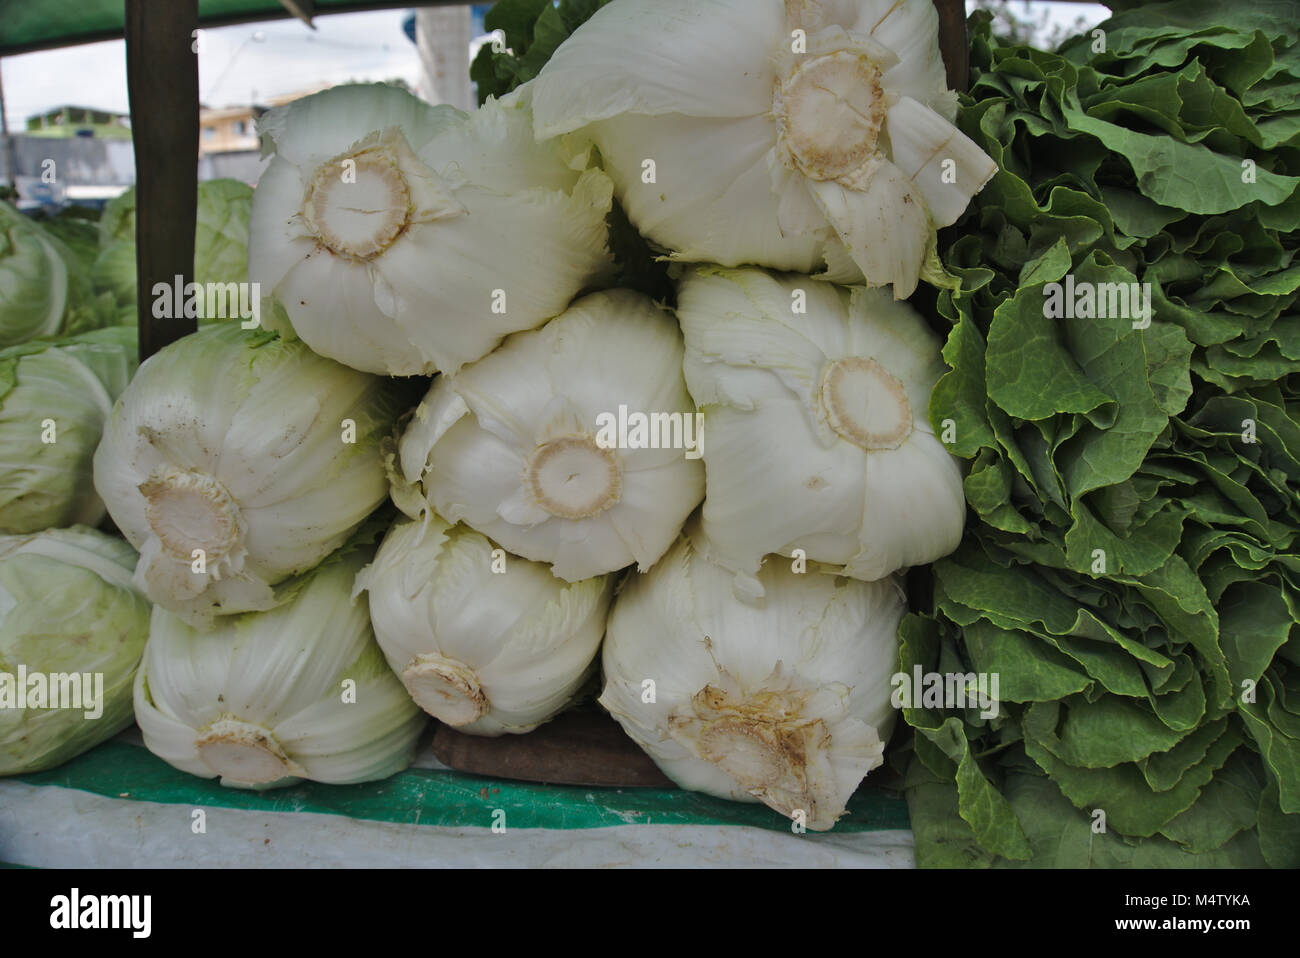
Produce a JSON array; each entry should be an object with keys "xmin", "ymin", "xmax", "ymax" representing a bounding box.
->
[
  {"xmin": 195, "ymin": 717, "xmax": 298, "ymax": 784},
  {"xmin": 820, "ymin": 356, "xmax": 912, "ymax": 450},
  {"xmin": 699, "ymin": 719, "xmax": 787, "ymax": 787},
  {"xmin": 526, "ymin": 435, "xmax": 623, "ymax": 520},
  {"xmin": 302, "ymin": 145, "xmax": 411, "ymax": 261},
  {"xmin": 140, "ymin": 469, "xmax": 242, "ymax": 561},
  {"xmin": 402, "ymin": 652, "xmax": 489, "ymax": 725},
  {"xmin": 670, "ymin": 681, "xmax": 835, "ymax": 824},
  {"xmin": 776, "ymin": 51, "xmax": 887, "ymax": 182}
]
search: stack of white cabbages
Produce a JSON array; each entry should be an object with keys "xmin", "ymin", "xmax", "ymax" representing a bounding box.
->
[{"xmin": 94, "ymin": 0, "xmax": 995, "ymax": 827}]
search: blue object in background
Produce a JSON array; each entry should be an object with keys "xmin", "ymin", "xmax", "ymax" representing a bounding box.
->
[
  {"xmin": 402, "ymin": 5, "xmax": 493, "ymax": 44},
  {"xmin": 470, "ymin": 4, "xmax": 491, "ymax": 35}
]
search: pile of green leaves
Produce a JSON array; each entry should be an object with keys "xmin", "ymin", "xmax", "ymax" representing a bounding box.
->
[{"xmin": 907, "ymin": 1, "xmax": 1300, "ymax": 866}]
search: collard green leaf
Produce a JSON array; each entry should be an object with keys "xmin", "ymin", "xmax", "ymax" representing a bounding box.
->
[
  {"xmin": 904, "ymin": 756, "xmax": 998, "ymax": 868},
  {"xmin": 993, "ymin": 759, "xmax": 1267, "ymax": 867},
  {"xmin": 1138, "ymin": 717, "xmax": 1231, "ymax": 791},
  {"xmin": 929, "ymin": 312, "xmax": 996, "ymax": 458},
  {"xmin": 917, "ymin": 718, "xmax": 1033, "ymax": 861},
  {"xmin": 1239, "ymin": 694, "xmax": 1300, "ymax": 812},
  {"xmin": 1257, "ymin": 777, "xmax": 1300, "ymax": 867},
  {"xmin": 962, "ymin": 618, "xmax": 1093, "ymax": 703},
  {"xmin": 1023, "ymin": 704, "xmax": 1240, "ymax": 836},
  {"xmin": 985, "ymin": 283, "xmax": 1114, "ymax": 423},
  {"xmin": 1024, "ymin": 697, "xmax": 1189, "ymax": 769},
  {"xmin": 906, "ymin": 2, "xmax": 1300, "ymax": 868},
  {"xmin": 473, "ymin": 0, "xmax": 614, "ymax": 104},
  {"xmin": 1159, "ymin": 748, "xmax": 1262, "ymax": 852}
]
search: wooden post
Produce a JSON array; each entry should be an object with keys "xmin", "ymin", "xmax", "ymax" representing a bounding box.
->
[
  {"xmin": 932, "ymin": 0, "xmax": 969, "ymax": 93},
  {"xmin": 125, "ymin": 0, "xmax": 199, "ymax": 363}
]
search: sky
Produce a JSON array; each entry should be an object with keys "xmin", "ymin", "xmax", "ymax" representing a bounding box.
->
[
  {"xmin": 2, "ymin": 10, "xmax": 425, "ymax": 129},
  {"xmin": 0, "ymin": 2, "xmax": 1109, "ymax": 132}
]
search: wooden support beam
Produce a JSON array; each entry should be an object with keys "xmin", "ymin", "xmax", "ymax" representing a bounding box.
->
[
  {"xmin": 430, "ymin": 708, "xmax": 675, "ymax": 788},
  {"xmin": 125, "ymin": 0, "xmax": 200, "ymax": 362},
  {"xmin": 933, "ymin": 0, "xmax": 969, "ymax": 93}
]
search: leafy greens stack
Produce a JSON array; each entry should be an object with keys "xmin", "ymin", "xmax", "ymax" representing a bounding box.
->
[{"xmin": 905, "ymin": 1, "xmax": 1300, "ymax": 867}]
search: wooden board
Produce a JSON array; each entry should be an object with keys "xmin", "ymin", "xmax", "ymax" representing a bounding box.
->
[
  {"xmin": 429, "ymin": 707, "xmax": 675, "ymax": 788},
  {"xmin": 126, "ymin": 0, "xmax": 200, "ymax": 361},
  {"xmin": 934, "ymin": 0, "xmax": 970, "ymax": 92}
]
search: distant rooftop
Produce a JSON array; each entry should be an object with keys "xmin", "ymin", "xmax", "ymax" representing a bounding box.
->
[
  {"xmin": 30, "ymin": 104, "xmax": 128, "ymax": 121},
  {"xmin": 26, "ymin": 104, "xmax": 131, "ymax": 138}
]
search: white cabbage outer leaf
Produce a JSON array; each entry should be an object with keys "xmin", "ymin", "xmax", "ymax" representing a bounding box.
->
[
  {"xmin": 249, "ymin": 82, "xmax": 615, "ymax": 376},
  {"xmin": 395, "ymin": 289, "xmax": 705, "ymax": 581},
  {"xmin": 93, "ymin": 323, "xmax": 403, "ymax": 628},
  {"xmin": 600, "ymin": 534, "xmax": 905, "ymax": 830},
  {"xmin": 0, "ymin": 326, "xmax": 136, "ymax": 533},
  {"xmin": 532, "ymin": 0, "xmax": 997, "ymax": 297},
  {"xmin": 355, "ymin": 515, "xmax": 613, "ymax": 735},
  {"xmin": 133, "ymin": 550, "xmax": 426, "ymax": 790},
  {"xmin": 677, "ymin": 267, "xmax": 965, "ymax": 599},
  {"xmin": 0, "ymin": 527, "xmax": 151, "ymax": 775}
]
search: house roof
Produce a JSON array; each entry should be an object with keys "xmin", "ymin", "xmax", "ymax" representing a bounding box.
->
[{"xmin": 30, "ymin": 104, "xmax": 130, "ymax": 120}]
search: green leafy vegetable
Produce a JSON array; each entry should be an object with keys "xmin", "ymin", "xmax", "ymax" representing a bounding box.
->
[
  {"xmin": 470, "ymin": 0, "xmax": 614, "ymax": 106},
  {"xmin": 92, "ymin": 179, "xmax": 253, "ymax": 323},
  {"xmin": 0, "ymin": 526, "xmax": 151, "ymax": 776},
  {"xmin": 0, "ymin": 325, "xmax": 137, "ymax": 534},
  {"xmin": 905, "ymin": 2, "xmax": 1300, "ymax": 867},
  {"xmin": 30, "ymin": 206, "xmax": 101, "ymax": 275},
  {"xmin": 0, "ymin": 201, "xmax": 110, "ymax": 346}
]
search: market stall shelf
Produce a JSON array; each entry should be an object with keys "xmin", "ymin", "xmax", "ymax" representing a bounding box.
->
[{"xmin": 0, "ymin": 733, "xmax": 914, "ymax": 867}]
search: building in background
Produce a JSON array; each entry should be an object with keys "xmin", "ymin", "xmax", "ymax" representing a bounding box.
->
[
  {"xmin": 7, "ymin": 6, "xmax": 489, "ymax": 206},
  {"xmin": 7, "ymin": 105, "xmax": 134, "ymax": 209},
  {"xmin": 199, "ymin": 105, "xmax": 264, "ymax": 156},
  {"xmin": 196, "ymin": 103, "xmax": 265, "ymax": 183},
  {"xmin": 25, "ymin": 105, "xmax": 131, "ymax": 140},
  {"xmin": 195, "ymin": 89, "xmax": 329, "ymax": 184}
]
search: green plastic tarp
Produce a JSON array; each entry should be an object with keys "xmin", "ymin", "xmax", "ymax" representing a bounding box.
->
[
  {"xmin": 0, "ymin": 735, "xmax": 915, "ymax": 867},
  {"xmin": 0, "ymin": 1, "xmax": 456, "ymax": 56}
]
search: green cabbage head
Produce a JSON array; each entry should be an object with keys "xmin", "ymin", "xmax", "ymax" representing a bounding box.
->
[
  {"xmin": 94, "ymin": 179, "xmax": 253, "ymax": 322},
  {"xmin": 0, "ymin": 201, "xmax": 108, "ymax": 346},
  {"xmin": 0, "ymin": 526, "xmax": 151, "ymax": 776},
  {"xmin": 0, "ymin": 326, "xmax": 137, "ymax": 534}
]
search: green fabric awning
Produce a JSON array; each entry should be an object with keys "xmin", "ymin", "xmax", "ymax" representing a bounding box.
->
[{"xmin": 0, "ymin": 0, "xmax": 455, "ymax": 57}]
